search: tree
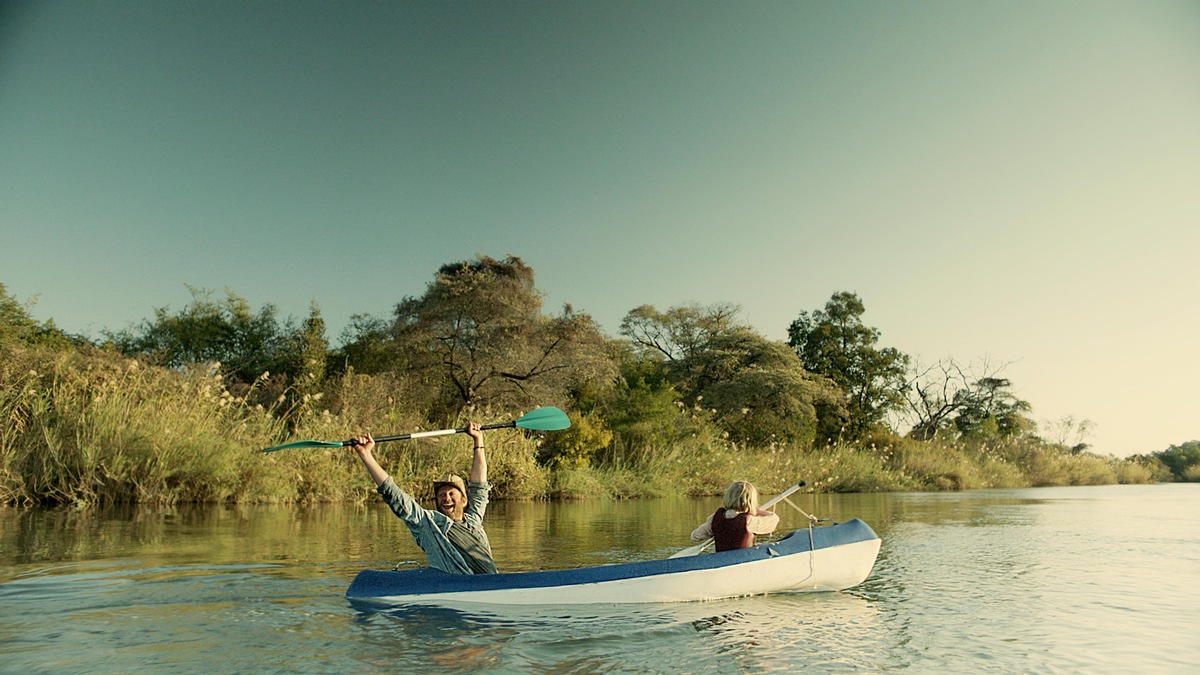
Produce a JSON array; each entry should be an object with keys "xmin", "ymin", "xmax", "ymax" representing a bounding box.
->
[
  {"xmin": 105, "ymin": 286, "xmax": 287, "ymax": 385},
  {"xmin": 1043, "ymin": 415, "xmax": 1095, "ymax": 454},
  {"xmin": 0, "ymin": 283, "xmax": 78, "ymax": 350},
  {"xmin": 619, "ymin": 303, "xmax": 740, "ymax": 362},
  {"xmin": 591, "ymin": 354, "xmax": 696, "ymax": 466},
  {"xmin": 621, "ymin": 303, "xmax": 848, "ymax": 446},
  {"xmin": 386, "ymin": 255, "xmax": 617, "ymax": 418},
  {"xmin": 333, "ymin": 313, "xmax": 395, "ymax": 375},
  {"xmin": 0, "ymin": 282, "xmax": 38, "ymax": 346},
  {"xmin": 537, "ymin": 413, "xmax": 614, "ymax": 468},
  {"xmin": 1153, "ymin": 441, "xmax": 1200, "ymax": 481},
  {"xmin": 899, "ymin": 357, "xmax": 1035, "ymax": 443},
  {"xmin": 279, "ymin": 302, "xmax": 329, "ymax": 404},
  {"xmin": 787, "ymin": 292, "xmax": 909, "ymax": 438},
  {"xmin": 901, "ymin": 358, "xmax": 972, "ymax": 441},
  {"xmin": 952, "ymin": 376, "xmax": 1034, "ymax": 439}
]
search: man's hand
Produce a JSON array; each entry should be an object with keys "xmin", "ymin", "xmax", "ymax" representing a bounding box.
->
[
  {"xmin": 465, "ymin": 421, "xmax": 483, "ymax": 447},
  {"xmin": 467, "ymin": 421, "xmax": 487, "ymax": 484},
  {"xmin": 349, "ymin": 432, "xmax": 389, "ymax": 487},
  {"xmin": 349, "ymin": 433, "xmax": 376, "ymax": 455}
]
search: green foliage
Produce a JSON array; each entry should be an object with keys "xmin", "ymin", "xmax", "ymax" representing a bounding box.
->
[
  {"xmin": 788, "ymin": 291, "xmax": 909, "ymax": 438},
  {"xmin": 0, "ymin": 284, "xmax": 80, "ymax": 351},
  {"xmin": 285, "ymin": 303, "xmax": 328, "ymax": 396},
  {"xmin": 952, "ymin": 377, "xmax": 1034, "ymax": 439},
  {"xmin": 0, "ymin": 336, "xmax": 1156, "ymax": 506},
  {"xmin": 0, "ymin": 344, "xmax": 284, "ymax": 505},
  {"xmin": 105, "ymin": 286, "xmax": 287, "ymax": 385},
  {"xmin": 619, "ymin": 303, "xmax": 848, "ymax": 448},
  {"xmin": 1152, "ymin": 441, "xmax": 1200, "ymax": 481},
  {"xmin": 332, "ymin": 313, "xmax": 395, "ymax": 375},
  {"xmin": 381, "ymin": 255, "xmax": 618, "ymax": 420},
  {"xmin": 275, "ymin": 303, "xmax": 329, "ymax": 427},
  {"xmin": 0, "ymin": 282, "xmax": 38, "ymax": 345},
  {"xmin": 104, "ymin": 288, "xmax": 337, "ymax": 420},
  {"xmin": 703, "ymin": 367, "xmax": 812, "ymax": 447},
  {"xmin": 684, "ymin": 330, "xmax": 824, "ymax": 446},
  {"xmin": 1126, "ymin": 453, "xmax": 1173, "ymax": 482},
  {"xmin": 597, "ymin": 365, "xmax": 695, "ymax": 467},
  {"xmin": 538, "ymin": 413, "xmax": 614, "ymax": 468},
  {"xmin": 0, "ymin": 338, "xmax": 555, "ymax": 506},
  {"xmin": 1114, "ymin": 460, "xmax": 1155, "ymax": 484},
  {"xmin": 5, "ymin": 263, "xmax": 1167, "ymax": 506}
]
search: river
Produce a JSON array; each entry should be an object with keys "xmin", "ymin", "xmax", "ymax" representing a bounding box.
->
[{"xmin": 2, "ymin": 484, "xmax": 1198, "ymax": 673}]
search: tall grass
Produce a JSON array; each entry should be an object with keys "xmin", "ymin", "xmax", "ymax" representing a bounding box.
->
[
  {"xmin": 1, "ymin": 343, "xmax": 1153, "ymax": 506},
  {"xmin": 0, "ymin": 344, "xmax": 553, "ymax": 505},
  {"xmin": 1, "ymin": 346, "xmax": 281, "ymax": 505}
]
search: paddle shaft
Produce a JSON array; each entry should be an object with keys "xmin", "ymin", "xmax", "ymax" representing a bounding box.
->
[
  {"xmin": 760, "ymin": 480, "xmax": 806, "ymax": 510},
  {"xmin": 261, "ymin": 407, "xmax": 569, "ymax": 454},
  {"xmin": 363, "ymin": 420, "xmax": 517, "ymax": 445}
]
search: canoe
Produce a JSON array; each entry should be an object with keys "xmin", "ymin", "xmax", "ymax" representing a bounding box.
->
[{"xmin": 345, "ymin": 518, "xmax": 881, "ymax": 606}]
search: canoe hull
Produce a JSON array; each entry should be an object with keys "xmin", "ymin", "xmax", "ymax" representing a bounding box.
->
[{"xmin": 346, "ymin": 518, "xmax": 881, "ymax": 606}]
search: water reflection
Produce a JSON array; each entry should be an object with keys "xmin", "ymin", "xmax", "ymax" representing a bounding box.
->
[
  {"xmin": 1, "ymin": 492, "xmax": 866, "ymax": 575},
  {"xmin": 2, "ymin": 485, "xmax": 1199, "ymax": 673},
  {"xmin": 1, "ymin": 503, "xmax": 393, "ymax": 573},
  {"xmin": 348, "ymin": 591, "xmax": 889, "ymax": 672}
]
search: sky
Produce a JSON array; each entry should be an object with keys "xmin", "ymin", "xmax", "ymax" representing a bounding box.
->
[{"xmin": 2, "ymin": 1, "xmax": 1197, "ymax": 458}]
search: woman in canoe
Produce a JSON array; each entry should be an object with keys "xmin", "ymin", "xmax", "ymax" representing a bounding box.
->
[{"xmin": 691, "ymin": 481, "xmax": 780, "ymax": 551}]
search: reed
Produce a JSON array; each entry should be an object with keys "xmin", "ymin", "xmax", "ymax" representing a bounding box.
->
[
  {"xmin": 0, "ymin": 344, "xmax": 297, "ymax": 505},
  {"xmin": 1, "ymin": 343, "xmax": 1153, "ymax": 506},
  {"xmin": 1114, "ymin": 460, "xmax": 1154, "ymax": 484},
  {"xmin": 255, "ymin": 374, "xmax": 552, "ymax": 503}
]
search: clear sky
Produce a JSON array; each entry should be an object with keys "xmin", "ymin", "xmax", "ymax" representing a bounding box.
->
[{"xmin": 2, "ymin": 1, "xmax": 1197, "ymax": 458}]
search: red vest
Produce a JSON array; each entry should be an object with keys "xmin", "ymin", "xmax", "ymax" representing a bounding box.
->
[{"xmin": 710, "ymin": 508, "xmax": 755, "ymax": 551}]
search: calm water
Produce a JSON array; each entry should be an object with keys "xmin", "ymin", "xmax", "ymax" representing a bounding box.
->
[{"xmin": 2, "ymin": 484, "xmax": 1198, "ymax": 673}]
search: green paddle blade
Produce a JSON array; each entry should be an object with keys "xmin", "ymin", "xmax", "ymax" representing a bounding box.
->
[
  {"xmin": 261, "ymin": 439, "xmax": 345, "ymax": 454},
  {"xmin": 515, "ymin": 406, "xmax": 571, "ymax": 431}
]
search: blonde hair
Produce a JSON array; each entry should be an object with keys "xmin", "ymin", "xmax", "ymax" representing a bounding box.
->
[{"xmin": 723, "ymin": 481, "xmax": 759, "ymax": 514}]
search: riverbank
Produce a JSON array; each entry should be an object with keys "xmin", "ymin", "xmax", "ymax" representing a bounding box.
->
[{"xmin": 1, "ymin": 344, "xmax": 1153, "ymax": 506}]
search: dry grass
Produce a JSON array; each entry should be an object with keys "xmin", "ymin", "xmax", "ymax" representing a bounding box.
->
[{"xmin": 1, "ymin": 343, "xmax": 1153, "ymax": 506}]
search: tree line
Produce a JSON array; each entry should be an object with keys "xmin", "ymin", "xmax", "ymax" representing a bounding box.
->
[
  {"xmin": 97, "ymin": 258, "xmax": 1049, "ymax": 460},
  {"xmin": 2, "ymin": 256, "xmax": 1194, "ymax": 500}
]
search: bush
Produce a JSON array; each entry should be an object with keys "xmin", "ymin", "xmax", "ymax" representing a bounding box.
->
[
  {"xmin": 538, "ymin": 413, "xmax": 613, "ymax": 468},
  {"xmin": 2, "ymin": 335, "xmax": 1157, "ymax": 506},
  {"xmin": 1114, "ymin": 460, "xmax": 1153, "ymax": 484},
  {"xmin": 1, "ymin": 345, "xmax": 281, "ymax": 505}
]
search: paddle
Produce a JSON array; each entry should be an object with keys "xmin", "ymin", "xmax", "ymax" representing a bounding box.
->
[
  {"xmin": 668, "ymin": 480, "xmax": 807, "ymax": 558},
  {"xmin": 260, "ymin": 406, "xmax": 571, "ymax": 454}
]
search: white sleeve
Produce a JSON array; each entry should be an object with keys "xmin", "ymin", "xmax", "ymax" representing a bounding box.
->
[{"xmin": 746, "ymin": 510, "xmax": 779, "ymax": 535}]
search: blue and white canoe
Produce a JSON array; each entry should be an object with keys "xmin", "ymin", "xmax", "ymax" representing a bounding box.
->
[{"xmin": 345, "ymin": 518, "xmax": 881, "ymax": 606}]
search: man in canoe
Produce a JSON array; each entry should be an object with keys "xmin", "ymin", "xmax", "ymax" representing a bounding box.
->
[
  {"xmin": 348, "ymin": 422, "xmax": 497, "ymax": 574},
  {"xmin": 691, "ymin": 481, "xmax": 780, "ymax": 551}
]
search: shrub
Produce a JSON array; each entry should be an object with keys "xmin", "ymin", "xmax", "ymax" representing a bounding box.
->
[{"xmin": 538, "ymin": 413, "xmax": 613, "ymax": 468}]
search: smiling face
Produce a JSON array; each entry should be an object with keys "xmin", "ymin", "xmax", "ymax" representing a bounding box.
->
[{"xmin": 435, "ymin": 485, "xmax": 466, "ymax": 521}]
